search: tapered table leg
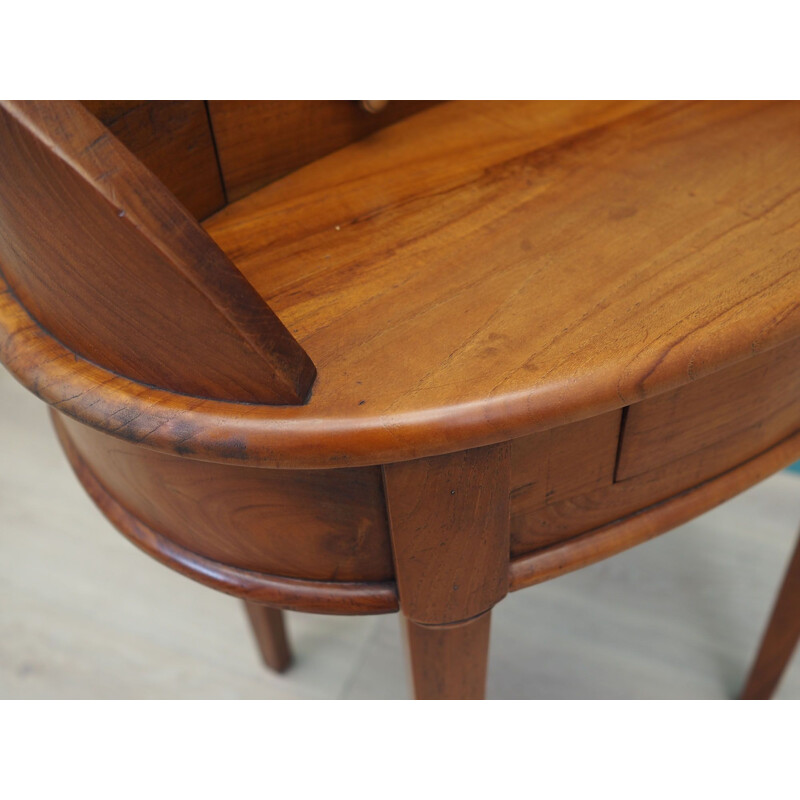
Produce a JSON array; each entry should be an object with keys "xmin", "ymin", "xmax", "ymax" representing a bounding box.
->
[
  {"xmin": 243, "ymin": 601, "xmax": 293, "ymax": 673},
  {"xmin": 384, "ymin": 444, "xmax": 510, "ymax": 700},
  {"xmin": 404, "ymin": 612, "xmax": 491, "ymax": 700},
  {"xmin": 741, "ymin": 532, "xmax": 800, "ymax": 699}
]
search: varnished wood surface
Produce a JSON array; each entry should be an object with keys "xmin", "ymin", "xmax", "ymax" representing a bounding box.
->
[
  {"xmin": 510, "ymin": 424, "xmax": 800, "ymax": 591},
  {"xmin": 5, "ymin": 101, "xmax": 800, "ymax": 467},
  {"xmin": 741, "ymin": 532, "xmax": 800, "ymax": 699},
  {"xmin": 6, "ymin": 100, "xmax": 800, "ymax": 697},
  {"xmin": 243, "ymin": 602, "xmax": 292, "ymax": 673},
  {"xmin": 384, "ymin": 444, "xmax": 510, "ymax": 624},
  {"xmin": 6, "ymin": 365, "xmax": 800, "ymax": 699},
  {"xmin": 404, "ymin": 613, "xmax": 492, "ymax": 700},
  {"xmin": 206, "ymin": 100, "xmax": 800, "ymax": 466},
  {"xmin": 513, "ymin": 337, "xmax": 800, "ymax": 552},
  {"xmin": 53, "ymin": 412, "xmax": 398, "ymax": 615},
  {"xmin": 207, "ymin": 100, "xmax": 440, "ymax": 201},
  {"xmin": 0, "ymin": 100, "xmax": 314, "ymax": 406},
  {"xmin": 82, "ymin": 101, "xmax": 225, "ymax": 220},
  {"xmin": 617, "ymin": 336, "xmax": 800, "ymax": 482},
  {"xmin": 510, "ymin": 409, "xmax": 621, "ymax": 537},
  {"xmin": 60, "ymin": 414, "xmax": 393, "ymax": 582}
]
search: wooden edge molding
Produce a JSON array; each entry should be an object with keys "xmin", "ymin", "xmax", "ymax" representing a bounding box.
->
[
  {"xmin": 49, "ymin": 390, "xmax": 800, "ymax": 616},
  {"xmin": 509, "ymin": 426, "xmax": 800, "ymax": 592},
  {"xmin": 53, "ymin": 412, "xmax": 399, "ymax": 616},
  {"xmin": 8, "ymin": 271, "xmax": 800, "ymax": 470}
]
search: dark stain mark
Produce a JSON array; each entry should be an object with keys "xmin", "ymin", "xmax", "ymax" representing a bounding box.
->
[{"xmin": 210, "ymin": 436, "xmax": 249, "ymax": 460}]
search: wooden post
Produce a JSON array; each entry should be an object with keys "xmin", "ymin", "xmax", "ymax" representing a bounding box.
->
[
  {"xmin": 383, "ymin": 443, "xmax": 510, "ymax": 699},
  {"xmin": 741, "ymin": 531, "xmax": 800, "ymax": 699},
  {"xmin": 243, "ymin": 602, "xmax": 293, "ymax": 673}
]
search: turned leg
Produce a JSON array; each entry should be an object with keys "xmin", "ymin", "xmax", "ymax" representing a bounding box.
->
[
  {"xmin": 383, "ymin": 444, "xmax": 510, "ymax": 700},
  {"xmin": 741, "ymin": 532, "xmax": 800, "ymax": 699},
  {"xmin": 243, "ymin": 601, "xmax": 292, "ymax": 673}
]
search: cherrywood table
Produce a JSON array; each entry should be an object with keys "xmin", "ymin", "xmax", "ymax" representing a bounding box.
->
[{"xmin": 2, "ymin": 99, "xmax": 799, "ymax": 699}]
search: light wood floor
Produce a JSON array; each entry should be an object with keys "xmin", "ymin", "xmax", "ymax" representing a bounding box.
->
[{"xmin": 2, "ymin": 367, "xmax": 799, "ymax": 699}]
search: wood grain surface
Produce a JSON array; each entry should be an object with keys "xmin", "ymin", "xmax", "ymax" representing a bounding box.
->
[
  {"xmin": 511, "ymin": 410, "xmax": 621, "ymax": 507},
  {"xmin": 0, "ymin": 100, "xmax": 314, "ymax": 405},
  {"xmin": 5, "ymin": 101, "xmax": 800, "ymax": 470},
  {"xmin": 82, "ymin": 100, "xmax": 225, "ymax": 220},
  {"xmin": 513, "ymin": 336, "xmax": 800, "ymax": 553},
  {"xmin": 52, "ymin": 411, "xmax": 399, "ymax": 614},
  {"xmin": 616, "ymin": 336, "xmax": 800, "ymax": 482},
  {"xmin": 204, "ymin": 100, "xmax": 800, "ymax": 464},
  {"xmin": 510, "ymin": 423, "xmax": 800, "ymax": 591},
  {"xmin": 207, "ymin": 100, "xmax": 440, "ymax": 201},
  {"xmin": 404, "ymin": 612, "xmax": 492, "ymax": 700},
  {"xmin": 60, "ymin": 413, "xmax": 393, "ymax": 582},
  {"xmin": 384, "ymin": 444, "xmax": 510, "ymax": 624}
]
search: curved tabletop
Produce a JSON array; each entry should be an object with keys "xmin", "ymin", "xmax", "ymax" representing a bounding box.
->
[{"xmin": 3, "ymin": 100, "xmax": 800, "ymax": 467}]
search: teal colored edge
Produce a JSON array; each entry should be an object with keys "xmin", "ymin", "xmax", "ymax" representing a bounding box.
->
[{"xmin": 787, "ymin": 461, "xmax": 800, "ymax": 475}]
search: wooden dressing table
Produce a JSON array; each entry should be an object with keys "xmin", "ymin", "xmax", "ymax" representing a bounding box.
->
[{"xmin": 2, "ymin": 99, "xmax": 799, "ymax": 699}]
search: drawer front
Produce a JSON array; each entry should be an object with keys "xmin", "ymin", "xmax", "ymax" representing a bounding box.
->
[
  {"xmin": 616, "ymin": 336, "xmax": 800, "ymax": 483},
  {"xmin": 512, "ymin": 337, "xmax": 800, "ymax": 555},
  {"xmin": 510, "ymin": 410, "xmax": 621, "ymax": 555}
]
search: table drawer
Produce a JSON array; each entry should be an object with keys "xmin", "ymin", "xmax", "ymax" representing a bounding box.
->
[
  {"xmin": 616, "ymin": 336, "xmax": 800, "ymax": 484},
  {"xmin": 511, "ymin": 336, "xmax": 800, "ymax": 555}
]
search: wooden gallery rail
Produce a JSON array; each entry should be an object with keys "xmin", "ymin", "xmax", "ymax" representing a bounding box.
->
[{"xmin": 2, "ymin": 99, "xmax": 800, "ymax": 699}]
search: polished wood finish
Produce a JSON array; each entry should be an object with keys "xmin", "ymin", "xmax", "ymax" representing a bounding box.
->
[
  {"xmin": 511, "ymin": 410, "xmax": 621, "ymax": 552},
  {"xmin": 617, "ymin": 337, "xmax": 800, "ymax": 482},
  {"xmin": 511, "ymin": 410, "xmax": 622, "ymax": 504},
  {"xmin": 82, "ymin": 100, "xmax": 225, "ymax": 220},
  {"xmin": 384, "ymin": 445, "xmax": 509, "ymax": 698},
  {"xmin": 510, "ymin": 425, "xmax": 800, "ymax": 591},
  {"xmin": 207, "ymin": 100, "xmax": 440, "ymax": 201},
  {"xmin": 741, "ymin": 532, "xmax": 800, "ymax": 699},
  {"xmin": 5, "ymin": 100, "xmax": 800, "ymax": 698},
  {"xmin": 203, "ymin": 100, "xmax": 800, "ymax": 467},
  {"xmin": 244, "ymin": 603, "xmax": 292, "ymax": 673},
  {"xmin": 404, "ymin": 613, "xmax": 492, "ymax": 700},
  {"xmin": 2, "ymin": 101, "xmax": 800, "ymax": 467},
  {"xmin": 384, "ymin": 444, "xmax": 510, "ymax": 625},
  {"xmin": 61, "ymin": 413, "xmax": 393, "ymax": 582},
  {"xmin": 53, "ymin": 411, "xmax": 398, "ymax": 615},
  {"xmin": 513, "ymin": 337, "xmax": 800, "ymax": 552},
  {"xmin": 0, "ymin": 100, "xmax": 314, "ymax": 405}
]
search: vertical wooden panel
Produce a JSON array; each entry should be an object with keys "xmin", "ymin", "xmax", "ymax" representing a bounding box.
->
[
  {"xmin": 383, "ymin": 443, "xmax": 510, "ymax": 625},
  {"xmin": 1, "ymin": 100, "xmax": 314, "ymax": 404},
  {"xmin": 208, "ymin": 100, "xmax": 441, "ymax": 201},
  {"xmin": 83, "ymin": 100, "xmax": 226, "ymax": 220}
]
